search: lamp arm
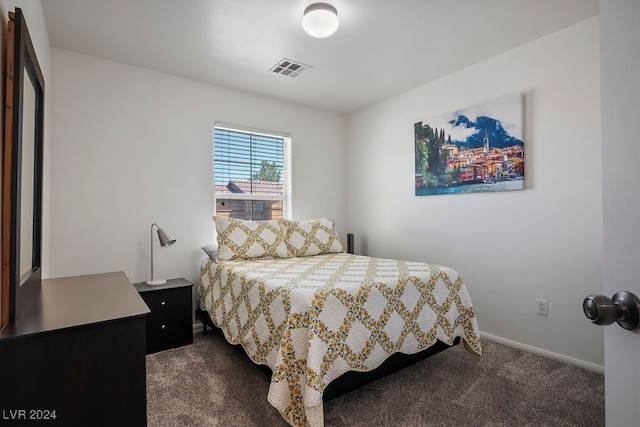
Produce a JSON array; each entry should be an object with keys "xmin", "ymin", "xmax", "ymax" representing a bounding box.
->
[{"xmin": 150, "ymin": 223, "xmax": 158, "ymax": 282}]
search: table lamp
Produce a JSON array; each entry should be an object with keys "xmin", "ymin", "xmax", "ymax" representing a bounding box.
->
[{"xmin": 146, "ymin": 223, "xmax": 176, "ymax": 286}]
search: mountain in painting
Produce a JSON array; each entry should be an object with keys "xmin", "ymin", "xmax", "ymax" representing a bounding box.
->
[{"xmin": 450, "ymin": 115, "xmax": 523, "ymax": 149}]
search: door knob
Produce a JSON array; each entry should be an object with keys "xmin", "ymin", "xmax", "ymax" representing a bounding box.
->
[{"xmin": 583, "ymin": 291, "xmax": 640, "ymax": 330}]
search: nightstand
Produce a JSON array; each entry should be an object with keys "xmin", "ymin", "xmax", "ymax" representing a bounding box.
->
[{"xmin": 133, "ymin": 278, "xmax": 194, "ymax": 354}]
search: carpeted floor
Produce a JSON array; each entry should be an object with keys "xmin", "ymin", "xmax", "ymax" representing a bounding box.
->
[{"xmin": 146, "ymin": 332, "xmax": 604, "ymax": 426}]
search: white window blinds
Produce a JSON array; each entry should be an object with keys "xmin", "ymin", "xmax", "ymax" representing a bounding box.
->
[{"xmin": 214, "ymin": 124, "xmax": 290, "ymax": 220}]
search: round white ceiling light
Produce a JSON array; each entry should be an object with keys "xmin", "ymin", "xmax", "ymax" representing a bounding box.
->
[{"xmin": 302, "ymin": 3, "xmax": 339, "ymax": 38}]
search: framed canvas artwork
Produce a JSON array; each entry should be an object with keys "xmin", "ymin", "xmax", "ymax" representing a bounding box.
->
[{"xmin": 415, "ymin": 94, "xmax": 524, "ymax": 196}]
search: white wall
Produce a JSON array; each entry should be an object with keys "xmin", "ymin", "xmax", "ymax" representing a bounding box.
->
[
  {"xmin": 48, "ymin": 49, "xmax": 347, "ymax": 284},
  {"xmin": 0, "ymin": 1, "xmax": 51, "ymax": 323},
  {"xmin": 346, "ymin": 18, "xmax": 604, "ymax": 367}
]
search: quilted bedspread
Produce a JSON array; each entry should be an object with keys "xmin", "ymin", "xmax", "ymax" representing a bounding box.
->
[{"xmin": 199, "ymin": 253, "xmax": 481, "ymax": 427}]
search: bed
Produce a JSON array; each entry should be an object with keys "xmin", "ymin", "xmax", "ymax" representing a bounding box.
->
[{"xmin": 198, "ymin": 217, "xmax": 482, "ymax": 427}]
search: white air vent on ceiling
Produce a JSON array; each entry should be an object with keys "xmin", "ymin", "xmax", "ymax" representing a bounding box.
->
[{"xmin": 269, "ymin": 58, "xmax": 312, "ymax": 78}]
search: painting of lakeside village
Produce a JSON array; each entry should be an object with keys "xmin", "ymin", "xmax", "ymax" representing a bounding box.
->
[{"xmin": 415, "ymin": 94, "xmax": 524, "ymax": 196}]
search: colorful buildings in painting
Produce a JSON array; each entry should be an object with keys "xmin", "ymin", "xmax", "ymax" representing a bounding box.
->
[
  {"xmin": 447, "ymin": 144, "xmax": 525, "ymax": 182},
  {"xmin": 415, "ymin": 138, "xmax": 524, "ymax": 188}
]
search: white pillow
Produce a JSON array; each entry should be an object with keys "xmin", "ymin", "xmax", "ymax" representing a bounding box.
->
[
  {"xmin": 213, "ymin": 216, "xmax": 288, "ymax": 261},
  {"xmin": 201, "ymin": 244, "xmax": 218, "ymax": 260},
  {"xmin": 279, "ymin": 218, "xmax": 343, "ymax": 257}
]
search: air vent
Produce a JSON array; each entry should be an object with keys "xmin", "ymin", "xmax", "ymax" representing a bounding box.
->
[{"xmin": 269, "ymin": 58, "xmax": 312, "ymax": 78}]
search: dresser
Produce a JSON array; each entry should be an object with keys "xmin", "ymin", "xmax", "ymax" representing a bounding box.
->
[
  {"xmin": 0, "ymin": 271, "xmax": 149, "ymax": 426},
  {"xmin": 134, "ymin": 278, "xmax": 193, "ymax": 354}
]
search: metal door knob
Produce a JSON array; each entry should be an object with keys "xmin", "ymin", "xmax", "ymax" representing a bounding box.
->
[{"xmin": 583, "ymin": 291, "xmax": 640, "ymax": 330}]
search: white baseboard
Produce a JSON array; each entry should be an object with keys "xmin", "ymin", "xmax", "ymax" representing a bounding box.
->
[
  {"xmin": 192, "ymin": 322, "xmax": 204, "ymax": 334},
  {"xmin": 480, "ymin": 332, "xmax": 604, "ymax": 374}
]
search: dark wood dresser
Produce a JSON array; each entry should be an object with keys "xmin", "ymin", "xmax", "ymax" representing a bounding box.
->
[{"xmin": 0, "ymin": 271, "xmax": 149, "ymax": 426}]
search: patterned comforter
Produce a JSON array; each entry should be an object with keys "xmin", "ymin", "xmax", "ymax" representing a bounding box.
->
[{"xmin": 199, "ymin": 253, "xmax": 481, "ymax": 427}]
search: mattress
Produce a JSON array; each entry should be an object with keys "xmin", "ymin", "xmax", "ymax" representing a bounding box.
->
[{"xmin": 199, "ymin": 252, "xmax": 481, "ymax": 427}]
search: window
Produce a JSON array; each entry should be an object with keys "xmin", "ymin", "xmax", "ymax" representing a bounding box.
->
[{"xmin": 214, "ymin": 124, "xmax": 290, "ymax": 220}]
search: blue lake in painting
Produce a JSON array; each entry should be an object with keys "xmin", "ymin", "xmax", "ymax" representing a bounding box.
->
[{"xmin": 415, "ymin": 179, "xmax": 523, "ymax": 196}]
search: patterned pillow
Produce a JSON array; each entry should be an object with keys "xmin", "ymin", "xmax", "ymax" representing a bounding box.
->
[
  {"xmin": 279, "ymin": 218, "xmax": 343, "ymax": 257},
  {"xmin": 213, "ymin": 216, "xmax": 288, "ymax": 261}
]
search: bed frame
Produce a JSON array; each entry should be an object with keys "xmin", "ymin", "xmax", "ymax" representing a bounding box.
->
[{"xmin": 196, "ymin": 307, "xmax": 459, "ymax": 401}]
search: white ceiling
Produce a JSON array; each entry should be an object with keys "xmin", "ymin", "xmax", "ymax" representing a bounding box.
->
[{"xmin": 41, "ymin": 0, "xmax": 599, "ymax": 114}]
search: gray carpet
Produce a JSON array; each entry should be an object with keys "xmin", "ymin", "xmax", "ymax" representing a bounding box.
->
[{"xmin": 146, "ymin": 332, "xmax": 604, "ymax": 426}]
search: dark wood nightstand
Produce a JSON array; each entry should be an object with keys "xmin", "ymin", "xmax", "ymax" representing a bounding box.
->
[{"xmin": 133, "ymin": 278, "xmax": 194, "ymax": 354}]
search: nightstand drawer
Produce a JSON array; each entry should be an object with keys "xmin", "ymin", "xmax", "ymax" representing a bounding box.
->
[
  {"xmin": 134, "ymin": 279, "xmax": 194, "ymax": 354},
  {"xmin": 146, "ymin": 320, "xmax": 189, "ymax": 352},
  {"xmin": 143, "ymin": 288, "xmax": 189, "ymax": 314}
]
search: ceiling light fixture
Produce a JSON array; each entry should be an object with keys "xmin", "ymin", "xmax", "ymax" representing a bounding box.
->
[{"xmin": 302, "ymin": 3, "xmax": 339, "ymax": 38}]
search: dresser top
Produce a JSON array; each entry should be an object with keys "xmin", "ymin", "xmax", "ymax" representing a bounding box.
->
[{"xmin": 0, "ymin": 271, "xmax": 149, "ymax": 340}]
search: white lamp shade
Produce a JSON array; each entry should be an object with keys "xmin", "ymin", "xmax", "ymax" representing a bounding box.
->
[{"xmin": 302, "ymin": 3, "xmax": 339, "ymax": 38}]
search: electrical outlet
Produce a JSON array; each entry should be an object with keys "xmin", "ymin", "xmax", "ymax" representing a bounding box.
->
[{"xmin": 536, "ymin": 299, "xmax": 549, "ymax": 316}]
